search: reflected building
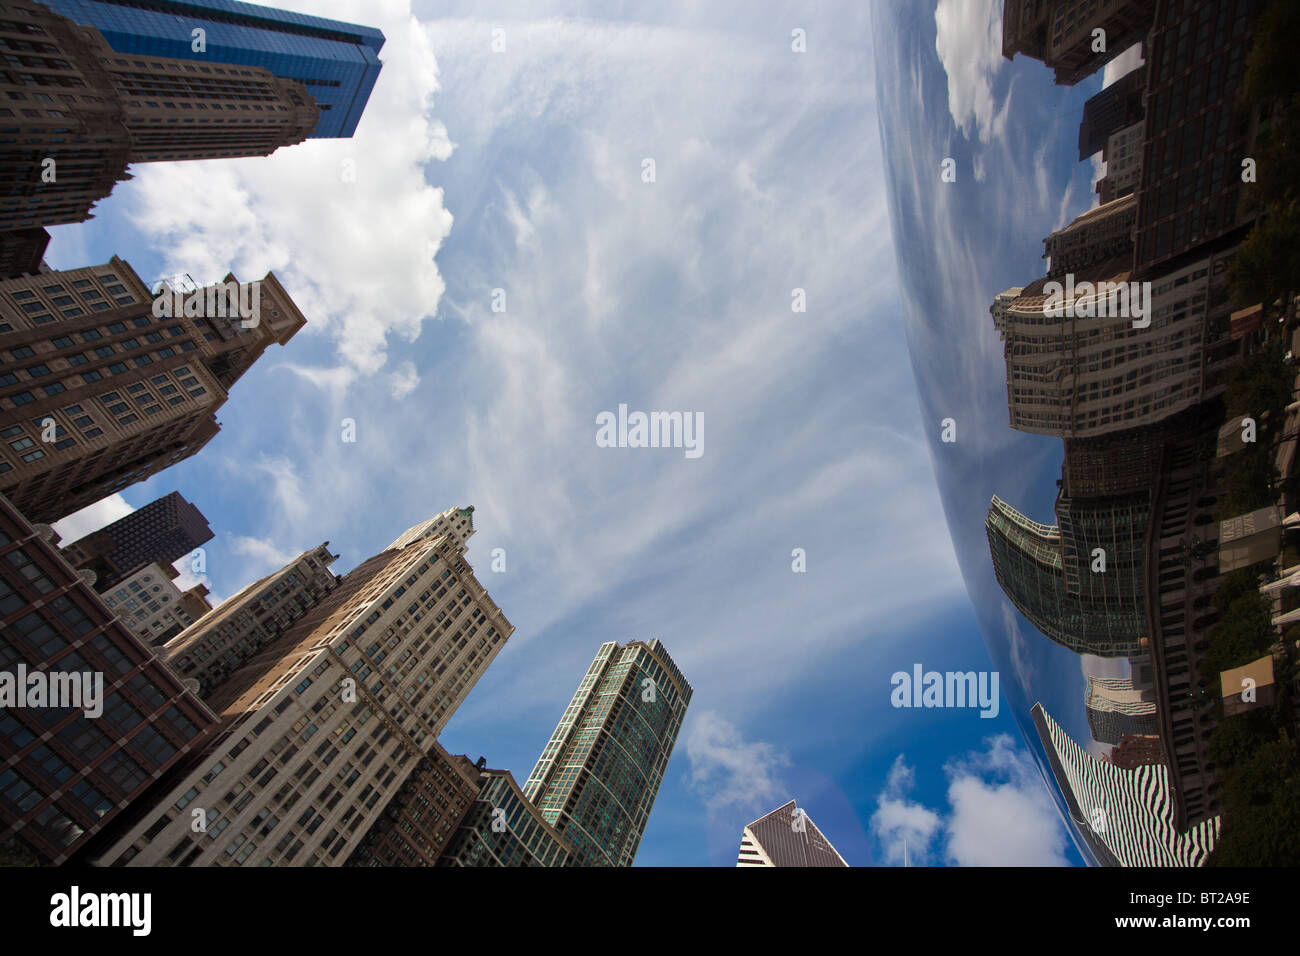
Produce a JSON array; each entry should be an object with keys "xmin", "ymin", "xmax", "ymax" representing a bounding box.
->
[
  {"xmin": 986, "ymin": 492, "xmax": 1148, "ymax": 657},
  {"xmin": 1032, "ymin": 702, "xmax": 1218, "ymax": 866},
  {"xmin": 1001, "ymin": 0, "xmax": 1153, "ymax": 85},
  {"xmin": 1085, "ymin": 675, "xmax": 1158, "ymax": 745},
  {"xmin": 1111, "ymin": 733, "xmax": 1165, "ymax": 769},
  {"xmin": 1078, "ymin": 66, "xmax": 1145, "ymax": 161},
  {"xmin": 1132, "ymin": 0, "xmax": 1259, "ymax": 275},
  {"xmin": 991, "ymin": 245, "xmax": 1240, "ymax": 439}
]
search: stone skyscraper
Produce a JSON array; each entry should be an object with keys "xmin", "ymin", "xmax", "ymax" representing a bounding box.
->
[
  {"xmin": 92, "ymin": 506, "xmax": 513, "ymax": 866},
  {"xmin": 0, "ymin": 257, "xmax": 307, "ymax": 523},
  {"xmin": 1, "ymin": 1, "xmax": 320, "ymax": 233}
]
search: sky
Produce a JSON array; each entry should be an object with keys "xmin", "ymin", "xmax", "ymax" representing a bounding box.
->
[{"xmin": 42, "ymin": 0, "xmax": 1130, "ymax": 866}]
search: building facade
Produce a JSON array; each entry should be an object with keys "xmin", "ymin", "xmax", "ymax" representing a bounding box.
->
[
  {"xmin": 986, "ymin": 492, "xmax": 1149, "ymax": 657},
  {"xmin": 0, "ymin": 492, "xmax": 217, "ymax": 864},
  {"xmin": 60, "ymin": 489, "xmax": 212, "ymax": 588},
  {"xmin": 523, "ymin": 638, "xmax": 692, "ymax": 866},
  {"xmin": 92, "ymin": 507, "xmax": 513, "ymax": 866},
  {"xmin": 1085, "ymin": 675, "xmax": 1159, "ymax": 745},
  {"xmin": 438, "ymin": 768, "xmax": 574, "ymax": 867},
  {"xmin": 1, "ymin": 1, "xmax": 319, "ymax": 233},
  {"xmin": 0, "ymin": 257, "xmax": 307, "ymax": 523},
  {"xmin": 99, "ymin": 559, "xmax": 210, "ymax": 645},
  {"xmin": 1001, "ymin": 0, "xmax": 1152, "ymax": 85},
  {"xmin": 163, "ymin": 543, "xmax": 340, "ymax": 697},
  {"xmin": 38, "ymin": 0, "xmax": 385, "ymax": 138},
  {"xmin": 347, "ymin": 743, "xmax": 483, "ymax": 867},
  {"xmin": 736, "ymin": 799, "xmax": 847, "ymax": 867}
]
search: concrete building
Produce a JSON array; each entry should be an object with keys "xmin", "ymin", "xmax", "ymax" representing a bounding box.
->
[
  {"xmin": 0, "ymin": 257, "xmax": 307, "ymax": 523},
  {"xmin": 991, "ymin": 246, "xmax": 1238, "ymax": 438},
  {"xmin": 1096, "ymin": 120, "xmax": 1144, "ymax": 204},
  {"xmin": 1086, "ymin": 675, "xmax": 1159, "ymax": 745},
  {"xmin": 524, "ymin": 639, "xmax": 692, "ymax": 866},
  {"xmin": 1078, "ymin": 67, "xmax": 1145, "ymax": 161},
  {"xmin": 1001, "ymin": 0, "xmax": 1152, "ymax": 85},
  {"xmin": 1, "ymin": 1, "xmax": 319, "ymax": 234},
  {"xmin": 347, "ymin": 743, "xmax": 483, "ymax": 867},
  {"xmin": 1132, "ymin": 0, "xmax": 1260, "ymax": 275},
  {"xmin": 438, "ymin": 767, "xmax": 574, "ymax": 867},
  {"xmin": 60, "ymin": 490, "xmax": 212, "ymax": 589},
  {"xmin": 40, "ymin": 0, "xmax": 385, "ymax": 139},
  {"xmin": 1110, "ymin": 734, "xmax": 1166, "ymax": 770},
  {"xmin": 0, "ymin": 492, "xmax": 217, "ymax": 864},
  {"xmin": 1043, "ymin": 196, "xmax": 1136, "ymax": 278},
  {"xmin": 91, "ymin": 506, "xmax": 513, "ymax": 866},
  {"xmin": 100, "ymin": 560, "xmax": 211, "ymax": 646},
  {"xmin": 986, "ymin": 492, "xmax": 1149, "ymax": 658},
  {"xmin": 164, "ymin": 544, "xmax": 341, "ymax": 697},
  {"xmin": 736, "ymin": 799, "xmax": 847, "ymax": 867}
]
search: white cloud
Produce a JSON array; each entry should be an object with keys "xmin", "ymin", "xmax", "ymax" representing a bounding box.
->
[
  {"xmin": 118, "ymin": 2, "xmax": 454, "ymax": 379},
  {"xmin": 943, "ymin": 735, "xmax": 1071, "ymax": 866},
  {"xmin": 934, "ymin": 0, "xmax": 1007, "ymax": 144},
  {"xmin": 871, "ymin": 739, "xmax": 1071, "ymax": 866},
  {"xmin": 50, "ymin": 494, "xmax": 134, "ymax": 544},
  {"xmin": 228, "ymin": 534, "xmax": 298, "ymax": 579},
  {"xmin": 685, "ymin": 710, "xmax": 790, "ymax": 814},
  {"xmin": 387, "ymin": 360, "xmax": 421, "ymax": 400},
  {"xmin": 871, "ymin": 754, "xmax": 944, "ymax": 865}
]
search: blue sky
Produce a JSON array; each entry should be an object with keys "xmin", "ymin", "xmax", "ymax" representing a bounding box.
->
[{"xmin": 44, "ymin": 0, "xmax": 1140, "ymax": 866}]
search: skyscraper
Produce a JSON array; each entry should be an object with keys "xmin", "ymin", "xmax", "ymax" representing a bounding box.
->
[
  {"xmin": 986, "ymin": 493, "xmax": 1149, "ymax": 657},
  {"xmin": 0, "ymin": 492, "xmax": 218, "ymax": 864},
  {"xmin": 347, "ymin": 744, "xmax": 484, "ymax": 867},
  {"xmin": 1000, "ymin": 0, "xmax": 1152, "ymax": 85},
  {"xmin": 736, "ymin": 800, "xmax": 848, "ymax": 867},
  {"xmin": 1085, "ymin": 675, "xmax": 1158, "ymax": 745},
  {"xmin": 523, "ymin": 639, "xmax": 692, "ymax": 866},
  {"xmin": 1032, "ymin": 702, "xmax": 1218, "ymax": 866},
  {"xmin": 163, "ymin": 543, "xmax": 340, "ymax": 696},
  {"xmin": 60, "ymin": 489, "xmax": 213, "ymax": 588},
  {"xmin": 38, "ymin": 0, "xmax": 385, "ymax": 138},
  {"xmin": 438, "ymin": 766, "xmax": 574, "ymax": 868},
  {"xmin": 91, "ymin": 506, "xmax": 513, "ymax": 866},
  {"xmin": 1, "ymin": 2, "xmax": 320, "ymax": 234},
  {"xmin": 0, "ymin": 257, "xmax": 307, "ymax": 523}
]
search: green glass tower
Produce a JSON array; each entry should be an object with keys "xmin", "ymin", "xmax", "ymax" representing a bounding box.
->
[{"xmin": 523, "ymin": 639, "xmax": 692, "ymax": 866}]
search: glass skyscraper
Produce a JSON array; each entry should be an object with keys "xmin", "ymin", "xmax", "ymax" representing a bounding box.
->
[
  {"xmin": 37, "ymin": 0, "xmax": 385, "ymax": 137},
  {"xmin": 524, "ymin": 639, "xmax": 692, "ymax": 866}
]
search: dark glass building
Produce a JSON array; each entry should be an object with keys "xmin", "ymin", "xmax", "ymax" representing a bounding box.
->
[
  {"xmin": 60, "ymin": 490, "xmax": 212, "ymax": 588},
  {"xmin": 523, "ymin": 639, "xmax": 691, "ymax": 866},
  {"xmin": 438, "ymin": 768, "xmax": 573, "ymax": 867},
  {"xmin": 37, "ymin": 0, "xmax": 385, "ymax": 137},
  {"xmin": 0, "ymin": 492, "xmax": 217, "ymax": 864}
]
